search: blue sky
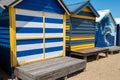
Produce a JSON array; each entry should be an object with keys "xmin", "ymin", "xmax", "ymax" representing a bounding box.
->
[{"xmin": 63, "ymin": 0, "xmax": 120, "ymax": 18}]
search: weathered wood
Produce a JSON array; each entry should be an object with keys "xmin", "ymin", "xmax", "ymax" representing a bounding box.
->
[
  {"xmin": 106, "ymin": 52, "xmax": 109, "ymax": 57},
  {"xmin": 96, "ymin": 54, "xmax": 99, "ymax": 60},
  {"xmin": 71, "ymin": 48, "xmax": 109, "ymax": 61},
  {"xmin": 15, "ymin": 57, "xmax": 86, "ymax": 80},
  {"xmin": 84, "ymin": 56, "xmax": 87, "ymax": 60},
  {"xmin": 108, "ymin": 46, "xmax": 120, "ymax": 54}
]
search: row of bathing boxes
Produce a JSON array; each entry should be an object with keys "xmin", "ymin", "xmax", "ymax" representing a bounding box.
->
[{"xmin": 0, "ymin": 0, "xmax": 120, "ymax": 78}]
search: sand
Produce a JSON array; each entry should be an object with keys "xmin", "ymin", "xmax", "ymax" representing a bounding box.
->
[
  {"xmin": 68, "ymin": 53, "xmax": 120, "ymax": 80},
  {"xmin": 0, "ymin": 53, "xmax": 120, "ymax": 80}
]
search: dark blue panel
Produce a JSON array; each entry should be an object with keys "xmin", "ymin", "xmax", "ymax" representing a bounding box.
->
[
  {"xmin": 0, "ymin": 46, "xmax": 13, "ymax": 76},
  {"xmin": 16, "ymin": 28, "xmax": 43, "ymax": 33},
  {"xmin": 17, "ymin": 39, "xmax": 43, "ymax": 45},
  {"xmin": 45, "ymin": 28, "xmax": 63, "ymax": 33},
  {"xmin": 17, "ymin": 49, "xmax": 43, "ymax": 57},
  {"xmin": 0, "ymin": 20, "xmax": 9, "ymax": 27},
  {"xmin": 0, "ymin": 26, "xmax": 9, "ymax": 29},
  {"xmin": 116, "ymin": 25, "xmax": 120, "ymax": 46},
  {"xmin": 0, "ymin": 9, "xmax": 9, "ymax": 27},
  {"xmin": 45, "ymin": 38, "xmax": 63, "ymax": 43},
  {"xmin": 16, "ymin": 15, "xmax": 43, "ymax": 22},
  {"xmin": 0, "ymin": 39, "xmax": 10, "ymax": 43},
  {"xmin": 45, "ymin": 46, "xmax": 63, "ymax": 53},
  {"xmin": 78, "ymin": 11, "xmax": 95, "ymax": 17},
  {"xmin": 15, "ymin": 0, "xmax": 64, "ymax": 14},
  {"xmin": 45, "ymin": 18, "xmax": 63, "ymax": 24},
  {"xmin": 0, "ymin": 9, "xmax": 11, "ymax": 76},
  {"xmin": 0, "ymin": 35, "xmax": 9, "ymax": 39},
  {"xmin": 0, "ymin": 30, "xmax": 9, "ymax": 34},
  {"xmin": 0, "ymin": 43, "xmax": 10, "ymax": 48},
  {"xmin": 66, "ymin": 39, "xmax": 95, "ymax": 46}
]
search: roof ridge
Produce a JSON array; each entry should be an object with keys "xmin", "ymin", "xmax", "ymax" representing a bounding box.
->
[{"xmin": 66, "ymin": 1, "xmax": 87, "ymax": 6}]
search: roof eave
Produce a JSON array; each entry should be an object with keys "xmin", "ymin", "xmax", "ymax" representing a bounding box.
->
[
  {"xmin": 73, "ymin": 1, "xmax": 89, "ymax": 14},
  {"xmin": 73, "ymin": 1, "xmax": 99, "ymax": 17},
  {"xmin": 88, "ymin": 3, "xmax": 99, "ymax": 17},
  {"xmin": 58, "ymin": 0, "xmax": 71, "ymax": 15},
  {"xmin": 9, "ymin": 0, "xmax": 23, "ymax": 7},
  {"xmin": 109, "ymin": 12, "xmax": 117, "ymax": 26},
  {"xmin": 0, "ymin": 0, "xmax": 22, "ymax": 9}
]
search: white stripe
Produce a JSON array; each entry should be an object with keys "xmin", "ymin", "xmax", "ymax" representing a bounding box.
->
[
  {"xmin": 16, "ymin": 34, "xmax": 43, "ymax": 39},
  {"xmin": 45, "ymin": 33, "xmax": 63, "ymax": 36},
  {"xmin": 17, "ymin": 43, "xmax": 43, "ymax": 51},
  {"xmin": 45, "ymin": 42, "xmax": 63, "ymax": 48},
  {"xmin": 16, "ymin": 21, "xmax": 43, "ymax": 28},
  {"xmin": 45, "ymin": 50, "xmax": 63, "ymax": 58},
  {"xmin": 45, "ymin": 23, "xmax": 63, "ymax": 29},
  {"xmin": 45, "ymin": 12, "xmax": 63, "ymax": 19},
  {"xmin": 17, "ymin": 54, "xmax": 43, "ymax": 63},
  {"xmin": 16, "ymin": 9, "xmax": 42, "ymax": 17}
]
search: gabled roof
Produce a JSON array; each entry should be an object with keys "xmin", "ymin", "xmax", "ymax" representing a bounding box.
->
[
  {"xmin": 0, "ymin": 0, "xmax": 99, "ymax": 16},
  {"xmin": 115, "ymin": 18, "xmax": 120, "ymax": 24},
  {"xmin": 58, "ymin": 0, "xmax": 99, "ymax": 17},
  {"xmin": 0, "ymin": 0, "xmax": 18, "ymax": 9},
  {"xmin": 96, "ymin": 9, "xmax": 116, "ymax": 26}
]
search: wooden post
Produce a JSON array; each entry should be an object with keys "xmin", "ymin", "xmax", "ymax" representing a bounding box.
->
[
  {"xmin": 64, "ymin": 76, "xmax": 68, "ymax": 80},
  {"xmin": 111, "ymin": 51, "xmax": 114, "ymax": 55},
  {"xmin": 106, "ymin": 52, "xmax": 109, "ymax": 57},
  {"xmin": 96, "ymin": 54, "xmax": 99, "ymax": 60},
  {"xmin": 84, "ymin": 56, "xmax": 87, "ymax": 61}
]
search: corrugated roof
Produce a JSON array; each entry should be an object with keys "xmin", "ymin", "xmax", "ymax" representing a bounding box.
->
[
  {"xmin": 66, "ymin": 2, "xmax": 86, "ymax": 13},
  {"xmin": 0, "ymin": 0, "xmax": 16, "ymax": 9},
  {"xmin": 58, "ymin": 0, "xmax": 99, "ymax": 17}
]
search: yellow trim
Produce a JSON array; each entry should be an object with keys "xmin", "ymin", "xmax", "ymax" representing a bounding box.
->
[
  {"xmin": 18, "ymin": 55, "xmax": 63, "ymax": 66},
  {"xmin": 66, "ymin": 14, "xmax": 70, "ymax": 19},
  {"xmin": 71, "ymin": 43, "xmax": 94, "ymax": 50},
  {"xmin": 43, "ymin": 12, "xmax": 45, "ymax": 59},
  {"xmin": 71, "ymin": 15, "xmax": 96, "ymax": 20},
  {"xmin": 63, "ymin": 13, "xmax": 66, "ymax": 56},
  {"xmin": 11, "ymin": 0, "xmax": 23, "ymax": 7},
  {"xmin": 71, "ymin": 46, "xmax": 94, "ymax": 50},
  {"xmin": 9, "ymin": 7, "xmax": 17, "ymax": 67},
  {"xmin": 71, "ymin": 43, "xmax": 94, "ymax": 48},
  {"xmin": 66, "ymin": 25, "xmax": 70, "ymax": 30},
  {"xmin": 66, "ymin": 36, "xmax": 95, "ymax": 40},
  {"xmin": 82, "ymin": 7, "xmax": 92, "ymax": 13},
  {"xmin": 58, "ymin": 0, "xmax": 70, "ymax": 15}
]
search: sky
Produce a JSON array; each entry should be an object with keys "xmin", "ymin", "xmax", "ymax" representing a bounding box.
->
[{"xmin": 63, "ymin": 0, "xmax": 120, "ymax": 18}]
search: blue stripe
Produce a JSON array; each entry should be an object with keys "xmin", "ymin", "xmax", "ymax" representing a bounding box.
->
[
  {"xmin": 16, "ymin": 28, "xmax": 43, "ymax": 33},
  {"xmin": 17, "ymin": 49, "xmax": 43, "ymax": 57},
  {"xmin": 0, "ymin": 43, "xmax": 10, "ymax": 48},
  {"xmin": 17, "ymin": 39, "xmax": 43, "ymax": 45},
  {"xmin": 0, "ymin": 26, "xmax": 9, "ymax": 29},
  {"xmin": 45, "ymin": 28, "xmax": 63, "ymax": 33},
  {"xmin": 0, "ymin": 39, "xmax": 9, "ymax": 43},
  {"xmin": 0, "ymin": 30, "xmax": 9, "ymax": 34},
  {"xmin": 0, "ymin": 35, "xmax": 9, "ymax": 39},
  {"xmin": 45, "ymin": 18, "xmax": 63, "ymax": 24},
  {"xmin": 45, "ymin": 38, "xmax": 63, "ymax": 43},
  {"xmin": 45, "ymin": 46, "xmax": 63, "ymax": 53},
  {"xmin": 16, "ymin": 15, "xmax": 43, "ymax": 22}
]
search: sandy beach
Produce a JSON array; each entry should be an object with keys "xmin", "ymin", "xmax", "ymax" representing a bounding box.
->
[{"xmin": 68, "ymin": 53, "xmax": 120, "ymax": 80}]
